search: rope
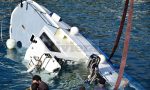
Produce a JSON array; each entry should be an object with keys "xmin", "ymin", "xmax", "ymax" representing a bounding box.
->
[
  {"xmin": 86, "ymin": 54, "xmax": 106, "ymax": 86},
  {"xmin": 108, "ymin": 0, "xmax": 129, "ymax": 61},
  {"xmin": 114, "ymin": 0, "xmax": 134, "ymax": 89}
]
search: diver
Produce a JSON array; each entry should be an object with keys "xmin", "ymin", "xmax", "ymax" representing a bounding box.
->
[{"xmin": 32, "ymin": 75, "xmax": 49, "ymax": 90}]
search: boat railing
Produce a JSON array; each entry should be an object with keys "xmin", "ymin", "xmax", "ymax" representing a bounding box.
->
[{"xmin": 28, "ymin": 53, "xmax": 52, "ymax": 69}]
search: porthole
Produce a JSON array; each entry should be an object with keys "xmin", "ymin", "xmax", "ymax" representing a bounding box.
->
[{"xmin": 17, "ymin": 41, "xmax": 22, "ymax": 48}]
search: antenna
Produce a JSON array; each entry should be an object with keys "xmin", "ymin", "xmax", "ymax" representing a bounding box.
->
[
  {"xmin": 21, "ymin": 0, "xmax": 23, "ymax": 7},
  {"xmin": 0, "ymin": 20, "xmax": 3, "ymax": 42}
]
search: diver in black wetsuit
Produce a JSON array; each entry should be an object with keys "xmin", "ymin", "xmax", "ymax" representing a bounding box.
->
[{"xmin": 32, "ymin": 75, "xmax": 49, "ymax": 90}]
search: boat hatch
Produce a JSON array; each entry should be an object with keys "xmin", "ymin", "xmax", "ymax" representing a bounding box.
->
[{"xmin": 40, "ymin": 32, "xmax": 60, "ymax": 52}]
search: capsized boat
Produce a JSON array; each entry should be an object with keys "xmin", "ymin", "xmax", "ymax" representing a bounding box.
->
[{"xmin": 6, "ymin": 0, "xmax": 128, "ymax": 88}]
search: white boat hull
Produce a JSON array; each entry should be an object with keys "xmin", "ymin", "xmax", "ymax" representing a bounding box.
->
[{"xmin": 9, "ymin": 0, "xmax": 128, "ymax": 88}]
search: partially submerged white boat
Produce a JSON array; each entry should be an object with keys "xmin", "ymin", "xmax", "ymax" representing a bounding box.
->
[{"xmin": 6, "ymin": 0, "xmax": 128, "ymax": 88}]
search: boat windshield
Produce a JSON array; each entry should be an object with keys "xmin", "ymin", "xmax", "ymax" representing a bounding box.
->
[{"xmin": 40, "ymin": 32, "xmax": 60, "ymax": 52}]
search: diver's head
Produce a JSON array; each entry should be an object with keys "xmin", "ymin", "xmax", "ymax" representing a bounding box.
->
[{"xmin": 32, "ymin": 75, "xmax": 41, "ymax": 84}]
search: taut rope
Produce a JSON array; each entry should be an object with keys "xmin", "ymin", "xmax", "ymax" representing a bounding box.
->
[{"xmin": 114, "ymin": 0, "xmax": 134, "ymax": 89}]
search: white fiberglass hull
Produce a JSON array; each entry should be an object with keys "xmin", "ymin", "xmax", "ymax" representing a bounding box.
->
[{"xmin": 9, "ymin": 0, "xmax": 128, "ymax": 88}]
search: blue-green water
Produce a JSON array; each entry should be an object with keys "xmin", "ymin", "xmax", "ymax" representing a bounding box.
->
[{"xmin": 0, "ymin": 0, "xmax": 149, "ymax": 90}]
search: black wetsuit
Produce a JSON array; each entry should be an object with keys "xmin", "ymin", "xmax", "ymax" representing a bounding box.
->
[{"xmin": 38, "ymin": 81, "xmax": 49, "ymax": 90}]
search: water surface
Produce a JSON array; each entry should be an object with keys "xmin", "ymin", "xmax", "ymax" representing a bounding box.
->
[{"xmin": 0, "ymin": 0, "xmax": 149, "ymax": 90}]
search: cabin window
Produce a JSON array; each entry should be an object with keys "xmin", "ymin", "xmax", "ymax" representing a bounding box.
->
[{"xmin": 40, "ymin": 32, "xmax": 60, "ymax": 52}]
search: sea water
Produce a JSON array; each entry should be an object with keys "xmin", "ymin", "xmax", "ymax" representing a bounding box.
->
[{"xmin": 0, "ymin": 0, "xmax": 149, "ymax": 90}]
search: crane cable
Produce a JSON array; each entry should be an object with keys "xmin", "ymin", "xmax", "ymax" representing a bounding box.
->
[
  {"xmin": 108, "ymin": 0, "xmax": 129, "ymax": 61},
  {"xmin": 114, "ymin": 0, "xmax": 134, "ymax": 90}
]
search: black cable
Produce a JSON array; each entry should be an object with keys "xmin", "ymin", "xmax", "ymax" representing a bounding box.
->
[{"xmin": 108, "ymin": 0, "xmax": 129, "ymax": 61}]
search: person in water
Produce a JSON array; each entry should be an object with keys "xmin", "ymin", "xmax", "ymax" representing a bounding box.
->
[{"xmin": 32, "ymin": 75, "xmax": 49, "ymax": 90}]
